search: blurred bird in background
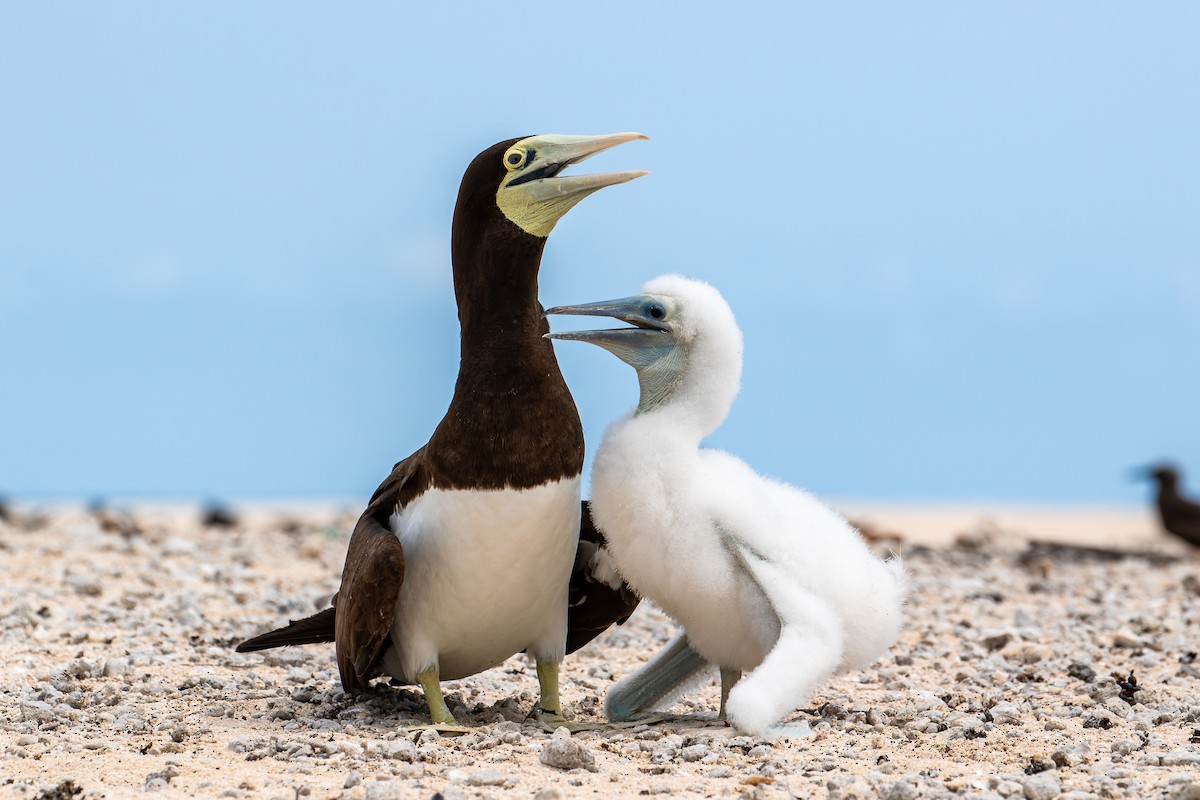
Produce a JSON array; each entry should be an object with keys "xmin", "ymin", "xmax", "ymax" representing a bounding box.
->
[{"xmin": 1136, "ymin": 463, "xmax": 1200, "ymax": 548}]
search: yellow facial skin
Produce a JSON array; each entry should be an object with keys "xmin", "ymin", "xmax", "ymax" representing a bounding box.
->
[{"xmin": 495, "ymin": 133, "xmax": 649, "ymax": 238}]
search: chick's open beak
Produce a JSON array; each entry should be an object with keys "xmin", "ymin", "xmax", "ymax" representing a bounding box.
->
[{"xmin": 544, "ymin": 295, "xmax": 675, "ymax": 368}]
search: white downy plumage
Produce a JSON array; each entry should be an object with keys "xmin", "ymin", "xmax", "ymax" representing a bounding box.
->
[{"xmin": 551, "ymin": 274, "xmax": 908, "ymax": 739}]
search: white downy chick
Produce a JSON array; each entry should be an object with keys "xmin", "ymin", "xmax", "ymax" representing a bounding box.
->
[{"xmin": 546, "ymin": 274, "xmax": 908, "ymax": 739}]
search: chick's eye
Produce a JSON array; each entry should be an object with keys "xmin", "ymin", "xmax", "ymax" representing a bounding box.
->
[
  {"xmin": 647, "ymin": 303, "xmax": 666, "ymax": 320},
  {"xmin": 505, "ymin": 150, "xmax": 526, "ymax": 170}
]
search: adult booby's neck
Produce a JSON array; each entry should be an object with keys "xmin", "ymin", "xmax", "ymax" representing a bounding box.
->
[
  {"xmin": 452, "ymin": 226, "xmax": 551, "ymax": 353},
  {"xmin": 430, "ymin": 214, "xmax": 583, "ymax": 490}
]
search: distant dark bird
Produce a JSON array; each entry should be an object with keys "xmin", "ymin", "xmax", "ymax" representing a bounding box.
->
[
  {"xmin": 238, "ymin": 133, "xmax": 647, "ymax": 730},
  {"xmin": 200, "ymin": 502, "xmax": 239, "ymax": 529},
  {"xmin": 1138, "ymin": 463, "xmax": 1200, "ymax": 547}
]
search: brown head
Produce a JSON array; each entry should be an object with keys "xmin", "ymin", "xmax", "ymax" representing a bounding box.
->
[
  {"xmin": 449, "ymin": 133, "xmax": 648, "ymax": 331},
  {"xmin": 1144, "ymin": 463, "xmax": 1181, "ymax": 491}
]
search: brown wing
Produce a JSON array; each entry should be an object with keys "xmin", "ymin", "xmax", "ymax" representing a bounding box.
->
[
  {"xmin": 566, "ymin": 500, "xmax": 641, "ymax": 654},
  {"xmin": 333, "ymin": 449, "xmax": 427, "ymax": 691}
]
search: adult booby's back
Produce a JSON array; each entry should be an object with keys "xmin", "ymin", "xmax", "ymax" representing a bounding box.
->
[
  {"xmin": 239, "ymin": 133, "xmax": 647, "ymax": 728},
  {"xmin": 547, "ymin": 275, "xmax": 907, "ymax": 738}
]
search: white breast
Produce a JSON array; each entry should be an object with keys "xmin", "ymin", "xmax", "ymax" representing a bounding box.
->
[
  {"xmin": 589, "ymin": 422, "xmax": 778, "ymax": 671},
  {"xmin": 381, "ymin": 476, "xmax": 581, "ymax": 682}
]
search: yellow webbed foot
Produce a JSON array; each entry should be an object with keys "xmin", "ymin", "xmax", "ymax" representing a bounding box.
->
[
  {"xmin": 529, "ymin": 707, "xmax": 607, "ymax": 733},
  {"xmin": 403, "ymin": 722, "xmax": 473, "ymax": 737},
  {"xmin": 412, "ymin": 665, "xmax": 470, "ymax": 734}
]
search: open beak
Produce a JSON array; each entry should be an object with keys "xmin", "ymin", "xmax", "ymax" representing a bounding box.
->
[
  {"xmin": 516, "ymin": 133, "xmax": 650, "ymax": 199},
  {"xmin": 498, "ymin": 132, "xmax": 649, "ymax": 237},
  {"xmin": 544, "ymin": 295, "xmax": 675, "ymax": 368}
]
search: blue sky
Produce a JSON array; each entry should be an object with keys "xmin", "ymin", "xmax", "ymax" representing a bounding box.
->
[{"xmin": 1, "ymin": 3, "xmax": 1197, "ymax": 502}]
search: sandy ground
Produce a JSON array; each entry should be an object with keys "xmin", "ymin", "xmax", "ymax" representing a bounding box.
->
[{"xmin": 1, "ymin": 502, "xmax": 1198, "ymax": 800}]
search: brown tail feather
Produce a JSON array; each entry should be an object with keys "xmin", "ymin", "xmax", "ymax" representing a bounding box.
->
[{"xmin": 236, "ymin": 606, "xmax": 337, "ymax": 652}]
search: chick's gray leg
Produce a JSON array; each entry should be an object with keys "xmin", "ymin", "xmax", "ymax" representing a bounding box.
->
[
  {"xmin": 605, "ymin": 631, "xmax": 710, "ymax": 721},
  {"xmin": 718, "ymin": 667, "xmax": 742, "ymax": 721}
]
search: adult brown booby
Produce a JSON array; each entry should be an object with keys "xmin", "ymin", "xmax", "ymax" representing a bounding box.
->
[{"xmin": 238, "ymin": 133, "xmax": 647, "ymax": 728}]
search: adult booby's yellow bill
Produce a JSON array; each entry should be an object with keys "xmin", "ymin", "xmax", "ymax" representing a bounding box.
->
[{"xmin": 238, "ymin": 134, "xmax": 647, "ymax": 728}]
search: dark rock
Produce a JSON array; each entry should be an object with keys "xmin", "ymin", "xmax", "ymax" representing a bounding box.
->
[
  {"xmin": 1067, "ymin": 662, "xmax": 1097, "ymax": 682},
  {"xmin": 983, "ymin": 633, "xmax": 1013, "ymax": 652},
  {"xmin": 35, "ymin": 782, "xmax": 83, "ymax": 800}
]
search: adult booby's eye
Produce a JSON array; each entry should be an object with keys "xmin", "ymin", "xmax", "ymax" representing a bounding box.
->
[
  {"xmin": 647, "ymin": 303, "xmax": 666, "ymax": 321},
  {"xmin": 504, "ymin": 149, "xmax": 527, "ymax": 170}
]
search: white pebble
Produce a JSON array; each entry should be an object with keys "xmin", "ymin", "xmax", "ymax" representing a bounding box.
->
[{"xmin": 539, "ymin": 728, "xmax": 595, "ymax": 771}]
